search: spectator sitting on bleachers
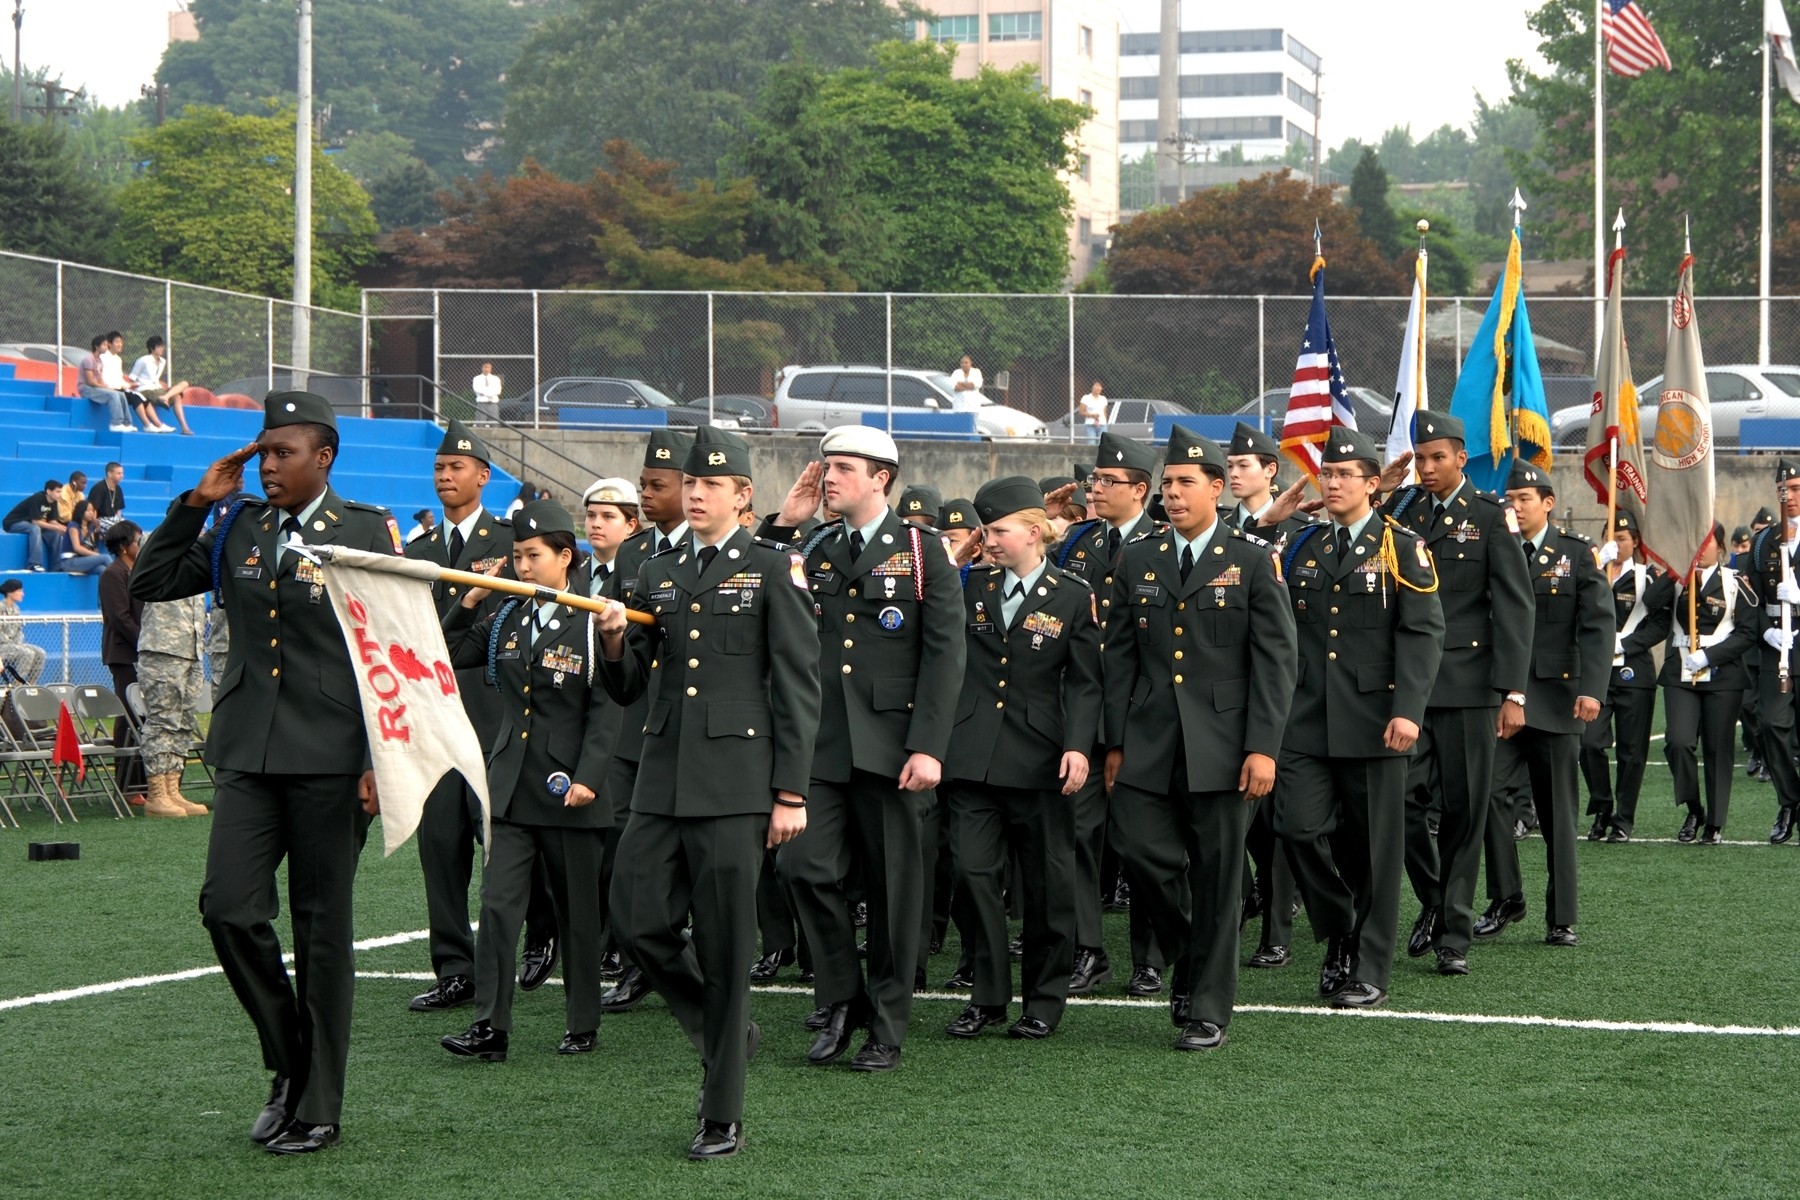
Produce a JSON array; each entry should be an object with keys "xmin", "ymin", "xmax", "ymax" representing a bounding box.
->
[
  {"xmin": 60, "ymin": 499, "xmax": 111, "ymax": 576},
  {"xmin": 5, "ymin": 481, "xmax": 68, "ymax": 572},
  {"xmin": 104, "ymin": 332, "xmax": 169, "ymax": 434},
  {"xmin": 129, "ymin": 336, "xmax": 193, "ymax": 435},
  {"xmin": 90, "ymin": 462, "xmax": 126, "ymax": 535},
  {"xmin": 79, "ymin": 335, "xmax": 137, "ymax": 433},
  {"xmin": 0, "ymin": 579, "xmax": 47, "ymax": 683},
  {"xmin": 57, "ymin": 471, "xmax": 87, "ymax": 523}
]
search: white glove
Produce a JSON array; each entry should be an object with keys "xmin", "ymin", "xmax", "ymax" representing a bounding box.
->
[
  {"xmin": 1765, "ymin": 628, "xmax": 1795, "ymax": 653},
  {"xmin": 1614, "ymin": 633, "xmax": 1626, "ymax": 656},
  {"xmin": 1778, "ymin": 579, "xmax": 1800, "ymax": 605},
  {"xmin": 1598, "ymin": 540, "xmax": 1619, "ymax": 565},
  {"xmin": 1682, "ymin": 651, "xmax": 1709, "ymax": 673}
]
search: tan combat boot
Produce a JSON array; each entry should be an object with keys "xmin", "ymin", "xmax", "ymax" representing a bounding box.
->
[
  {"xmin": 142, "ymin": 773, "xmax": 187, "ymax": 818},
  {"xmin": 166, "ymin": 771, "xmax": 209, "ymax": 815}
]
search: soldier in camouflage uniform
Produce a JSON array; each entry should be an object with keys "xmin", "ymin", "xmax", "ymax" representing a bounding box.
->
[{"xmin": 137, "ymin": 591, "xmax": 210, "ymax": 814}]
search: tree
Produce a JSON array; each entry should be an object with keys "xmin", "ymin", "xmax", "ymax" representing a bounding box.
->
[
  {"xmin": 367, "ymin": 161, "xmax": 443, "ymax": 231},
  {"xmin": 112, "ymin": 106, "xmax": 377, "ymax": 309},
  {"xmin": 742, "ymin": 41, "xmax": 1089, "ymax": 292},
  {"xmin": 1513, "ymin": 0, "xmax": 1799, "ymax": 292},
  {"xmin": 156, "ymin": 0, "xmax": 534, "ymax": 181},
  {"xmin": 505, "ymin": 0, "xmax": 917, "ymax": 184},
  {"xmin": 1105, "ymin": 170, "xmax": 1410, "ymax": 296},
  {"xmin": 1348, "ymin": 147, "xmax": 1405, "ymax": 259},
  {"xmin": 0, "ymin": 118, "xmax": 116, "ymax": 263}
]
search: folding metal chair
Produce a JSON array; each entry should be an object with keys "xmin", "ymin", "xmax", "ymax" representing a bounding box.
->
[
  {"xmin": 71, "ymin": 685, "xmax": 141, "ymax": 820},
  {"xmin": 9, "ymin": 685, "xmax": 126, "ymax": 820},
  {"xmin": 0, "ymin": 686, "xmax": 77, "ymax": 823}
]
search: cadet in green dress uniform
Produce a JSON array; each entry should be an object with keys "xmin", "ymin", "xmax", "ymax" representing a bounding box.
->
[
  {"xmin": 1270, "ymin": 428, "xmax": 1443, "ymax": 1009},
  {"xmin": 765, "ymin": 426, "xmax": 966, "ymax": 1074},
  {"xmin": 597, "ymin": 427, "xmax": 821, "ymax": 1159},
  {"xmin": 899, "ymin": 484, "xmax": 944, "ymax": 531},
  {"xmin": 405, "ymin": 419, "xmax": 531, "ymax": 1013},
  {"xmin": 1581, "ymin": 512, "xmax": 1663, "ymax": 842},
  {"xmin": 1746, "ymin": 463, "xmax": 1800, "ymax": 844},
  {"xmin": 438, "ymin": 500, "xmax": 615, "ymax": 1061},
  {"xmin": 940, "ymin": 477, "xmax": 1100, "ymax": 1041},
  {"xmin": 128, "ymin": 391, "xmax": 402, "ymax": 1155},
  {"xmin": 1475, "ymin": 463, "xmax": 1611, "ymax": 947},
  {"xmin": 1221, "ymin": 421, "xmax": 1314, "ymax": 544},
  {"xmin": 1105, "ymin": 427, "xmax": 1297, "ymax": 1048},
  {"xmin": 1053, "ymin": 430, "xmax": 1167, "ymax": 998},
  {"xmin": 1377, "ymin": 413, "xmax": 1534, "ymax": 976}
]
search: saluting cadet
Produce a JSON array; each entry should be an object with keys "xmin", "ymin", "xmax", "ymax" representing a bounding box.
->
[
  {"xmin": 129, "ymin": 391, "xmax": 402, "ymax": 1154},
  {"xmin": 1271, "ymin": 428, "xmax": 1443, "ymax": 1009},
  {"xmin": 1378, "ymin": 413, "xmax": 1533, "ymax": 977},
  {"xmin": 1476, "ymin": 463, "xmax": 1611, "ymax": 948},
  {"xmin": 1747, "ymin": 462, "xmax": 1800, "ymax": 844},
  {"xmin": 1052, "ymin": 430, "xmax": 1167, "ymax": 998},
  {"xmin": 1582, "ymin": 512, "xmax": 1663, "ymax": 842},
  {"xmin": 764, "ymin": 427, "xmax": 965, "ymax": 1074},
  {"xmin": 438, "ymin": 500, "xmax": 614, "ymax": 1062},
  {"xmin": 939, "ymin": 498, "xmax": 982, "ymax": 566},
  {"xmin": 940, "ymin": 476, "xmax": 1100, "ymax": 1041},
  {"xmin": 1644, "ymin": 527, "xmax": 1757, "ymax": 843},
  {"xmin": 1105, "ymin": 428, "xmax": 1297, "ymax": 1049},
  {"xmin": 405, "ymin": 419, "xmax": 532, "ymax": 1014},
  {"xmin": 597, "ymin": 429, "xmax": 695, "ymax": 1011},
  {"xmin": 899, "ymin": 484, "xmax": 944, "ymax": 532},
  {"xmin": 597, "ymin": 426, "xmax": 821, "ymax": 1159}
]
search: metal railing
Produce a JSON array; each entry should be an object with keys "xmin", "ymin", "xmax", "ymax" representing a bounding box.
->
[{"xmin": 1, "ymin": 615, "xmax": 218, "ymax": 688}]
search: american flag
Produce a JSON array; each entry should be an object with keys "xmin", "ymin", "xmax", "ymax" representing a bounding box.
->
[
  {"xmin": 1280, "ymin": 264, "xmax": 1353, "ymax": 480},
  {"xmin": 1602, "ymin": 0, "xmax": 1672, "ymax": 77}
]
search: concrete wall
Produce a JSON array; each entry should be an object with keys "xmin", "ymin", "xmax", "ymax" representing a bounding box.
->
[{"xmin": 1548, "ymin": 450, "xmax": 1780, "ymax": 544}]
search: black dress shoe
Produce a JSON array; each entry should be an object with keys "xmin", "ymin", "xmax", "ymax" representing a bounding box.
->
[
  {"xmin": 1677, "ymin": 812, "xmax": 1701, "ymax": 843},
  {"xmin": 1318, "ymin": 935, "xmax": 1352, "ymax": 997},
  {"xmin": 441, "ymin": 1019, "xmax": 509, "ymax": 1061},
  {"xmin": 519, "ymin": 936, "xmax": 558, "ymax": 992},
  {"xmin": 806, "ymin": 1001, "xmax": 858, "ymax": 1064},
  {"xmin": 1586, "ymin": 812, "xmax": 1611, "ymax": 841},
  {"xmin": 599, "ymin": 966, "xmax": 651, "ymax": 1013},
  {"xmin": 1008, "ymin": 936, "xmax": 1023, "ymax": 959},
  {"xmin": 1106, "ymin": 879, "xmax": 1132, "ymax": 910},
  {"xmin": 1331, "ymin": 981, "xmax": 1388, "ymax": 1009},
  {"xmin": 748, "ymin": 949, "xmax": 793, "ymax": 982},
  {"xmin": 943, "ymin": 965, "xmax": 975, "ymax": 989},
  {"xmin": 1746, "ymin": 755, "xmax": 1763, "ymax": 777},
  {"xmin": 914, "ymin": 967, "xmax": 928, "ymax": 993},
  {"xmin": 688, "ymin": 1119, "xmax": 743, "ymax": 1160},
  {"xmin": 1544, "ymin": 925, "xmax": 1578, "ymax": 947},
  {"xmin": 1473, "ymin": 895, "xmax": 1527, "ymax": 939},
  {"xmin": 1239, "ymin": 880, "xmax": 1264, "ymax": 930},
  {"xmin": 1700, "ymin": 825, "xmax": 1723, "ymax": 845},
  {"xmin": 797, "ymin": 967, "xmax": 815, "ymax": 984},
  {"xmin": 1434, "ymin": 947, "xmax": 1469, "ymax": 976},
  {"xmin": 598, "ymin": 949, "xmax": 624, "ymax": 981},
  {"xmin": 852, "ymin": 900, "xmax": 868, "ymax": 929},
  {"xmin": 1007, "ymin": 1015, "xmax": 1053, "ymax": 1040},
  {"xmin": 944, "ymin": 1004, "xmax": 1007, "ymax": 1038},
  {"xmin": 1127, "ymin": 964, "xmax": 1163, "ymax": 996},
  {"xmin": 802, "ymin": 1005, "xmax": 832, "ymax": 1032},
  {"xmin": 1170, "ymin": 993, "xmax": 1192, "ymax": 1027},
  {"xmin": 1772, "ymin": 805, "xmax": 1797, "ymax": 844},
  {"xmin": 409, "ymin": 974, "xmax": 474, "ymax": 1012},
  {"xmin": 249, "ymin": 1074, "xmax": 295, "ymax": 1145},
  {"xmin": 849, "ymin": 1040, "xmax": 901, "ymax": 1072},
  {"xmin": 1173, "ymin": 1020, "xmax": 1227, "ymax": 1051},
  {"xmin": 264, "ymin": 1122, "xmax": 340, "ymax": 1155},
  {"xmin": 1068, "ymin": 947, "xmax": 1112, "ymax": 995},
  {"xmin": 557, "ymin": 1029, "xmax": 597, "ymax": 1054},
  {"xmin": 1606, "ymin": 826, "xmax": 1631, "ymax": 844},
  {"xmin": 1405, "ymin": 907, "xmax": 1439, "ymax": 958},
  {"xmin": 1248, "ymin": 943, "xmax": 1290, "ymax": 969}
]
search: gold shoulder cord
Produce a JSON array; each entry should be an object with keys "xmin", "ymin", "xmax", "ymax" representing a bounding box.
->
[{"xmin": 1380, "ymin": 517, "xmax": 1438, "ymax": 594}]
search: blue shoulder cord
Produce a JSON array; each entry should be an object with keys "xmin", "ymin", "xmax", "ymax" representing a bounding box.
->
[
  {"xmin": 484, "ymin": 598, "xmax": 524, "ymax": 688},
  {"xmin": 1054, "ymin": 519, "xmax": 1100, "ymax": 569},
  {"xmin": 1281, "ymin": 523, "xmax": 1325, "ymax": 579},
  {"xmin": 795, "ymin": 523, "xmax": 839, "ymax": 561},
  {"xmin": 209, "ymin": 498, "xmax": 254, "ymax": 605},
  {"xmin": 1386, "ymin": 484, "xmax": 1425, "ymax": 523}
]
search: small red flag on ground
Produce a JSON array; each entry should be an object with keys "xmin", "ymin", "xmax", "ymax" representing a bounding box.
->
[{"xmin": 52, "ymin": 701, "xmax": 84, "ymax": 781}]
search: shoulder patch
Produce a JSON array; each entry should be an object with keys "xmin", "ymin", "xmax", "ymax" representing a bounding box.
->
[
  {"xmin": 1503, "ymin": 506, "xmax": 1521, "ymax": 535},
  {"xmin": 385, "ymin": 516, "xmax": 404, "ymax": 554},
  {"xmin": 788, "ymin": 553, "xmax": 808, "ymax": 590}
]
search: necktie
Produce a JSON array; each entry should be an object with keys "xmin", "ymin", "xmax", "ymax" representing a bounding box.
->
[
  {"xmin": 1106, "ymin": 526, "xmax": 1121, "ymax": 562},
  {"xmin": 530, "ymin": 603, "xmax": 551, "ymax": 645},
  {"xmin": 656, "ymin": 535, "xmax": 670, "ymax": 557},
  {"xmin": 1008, "ymin": 582, "xmax": 1023, "ymax": 599},
  {"xmin": 849, "ymin": 530, "xmax": 866, "ymax": 559},
  {"xmin": 1336, "ymin": 528, "xmax": 1353, "ymax": 565},
  {"xmin": 279, "ymin": 515, "xmax": 301, "ymax": 565},
  {"xmin": 699, "ymin": 544, "xmax": 719, "ymax": 570},
  {"xmin": 1179, "ymin": 545, "xmax": 1194, "ymax": 583},
  {"xmin": 448, "ymin": 527, "xmax": 465, "ymax": 565},
  {"xmin": 1522, "ymin": 537, "xmax": 1534, "ymax": 560},
  {"xmin": 1433, "ymin": 501, "xmax": 1445, "ymax": 526},
  {"xmin": 591, "ymin": 563, "xmax": 610, "ymax": 597}
]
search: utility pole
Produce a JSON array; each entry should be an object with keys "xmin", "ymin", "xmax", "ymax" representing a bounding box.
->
[
  {"xmin": 10, "ymin": 0, "xmax": 21, "ymax": 125},
  {"xmin": 292, "ymin": 0, "xmax": 313, "ymax": 382},
  {"xmin": 23, "ymin": 79, "xmax": 79, "ymax": 125},
  {"xmin": 140, "ymin": 81, "xmax": 167, "ymax": 127}
]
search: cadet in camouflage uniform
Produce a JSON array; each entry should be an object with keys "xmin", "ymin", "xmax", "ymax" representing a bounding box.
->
[{"xmin": 137, "ymin": 590, "xmax": 210, "ymax": 814}]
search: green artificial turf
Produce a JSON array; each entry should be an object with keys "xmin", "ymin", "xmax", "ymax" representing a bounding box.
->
[{"xmin": 2, "ymin": 754, "xmax": 1797, "ymax": 1199}]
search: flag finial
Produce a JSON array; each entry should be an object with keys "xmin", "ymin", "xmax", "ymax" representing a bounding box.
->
[
  {"xmin": 1312, "ymin": 219, "xmax": 1322, "ymax": 257},
  {"xmin": 1509, "ymin": 188, "xmax": 1527, "ymax": 231},
  {"xmin": 1612, "ymin": 207, "xmax": 1627, "ymax": 249},
  {"xmin": 1683, "ymin": 213, "xmax": 1691, "ymax": 255}
]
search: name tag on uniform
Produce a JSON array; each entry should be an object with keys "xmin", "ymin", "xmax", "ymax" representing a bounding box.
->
[
  {"xmin": 1294, "ymin": 565, "xmax": 1319, "ymax": 579},
  {"xmin": 234, "ymin": 566, "xmax": 262, "ymax": 579},
  {"xmin": 648, "ymin": 587, "xmax": 677, "ymax": 603},
  {"xmin": 968, "ymin": 621, "xmax": 996, "ymax": 634},
  {"xmin": 1133, "ymin": 583, "xmax": 1161, "ymax": 598}
]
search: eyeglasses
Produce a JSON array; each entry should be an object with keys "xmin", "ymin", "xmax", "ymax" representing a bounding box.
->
[
  {"xmin": 1088, "ymin": 474, "xmax": 1135, "ymax": 489},
  {"xmin": 1318, "ymin": 469, "xmax": 1373, "ymax": 483}
]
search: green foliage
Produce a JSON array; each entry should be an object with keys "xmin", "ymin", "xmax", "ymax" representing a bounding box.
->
[
  {"xmin": 157, "ymin": 0, "xmax": 534, "ymax": 180},
  {"xmin": 0, "ymin": 118, "xmax": 115, "ymax": 263},
  {"xmin": 1514, "ymin": 0, "xmax": 1799, "ymax": 292},
  {"xmin": 366, "ymin": 161, "xmax": 443, "ymax": 231},
  {"xmin": 744, "ymin": 41, "xmax": 1089, "ymax": 292},
  {"xmin": 61, "ymin": 105, "xmax": 153, "ymax": 193},
  {"xmin": 1348, "ymin": 147, "xmax": 1405, "ymax": 259},
  {"xmin": 505, "ymin": 0, "xmax": 916, "ymax": 183},
  {"xmin": 111, "ymin": 106, "xmax": 377, "ymax": 309}
]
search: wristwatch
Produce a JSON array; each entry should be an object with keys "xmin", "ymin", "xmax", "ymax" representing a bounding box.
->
[{"xmin": 1505, "ymin": 691, "xmax": 1527, "ymax": 707}]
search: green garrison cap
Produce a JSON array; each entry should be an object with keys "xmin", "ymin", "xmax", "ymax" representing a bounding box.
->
[
  {"xmin": 971, "ymin": 477, "xmax": 1044, "ymax": 524},
  {"xmin": 1096, "ymin": 430, "xmax": 1158, "ymax": 475},
  {"xmin": 940, "ymin": 498, "xmax": 980, "ymax": 529},
  {"xmin": 685, "ymin": 425, "xmax": 752, "ymax": 478},
  {"xmin": 900, "ymin": 484, "xmax": 944, "ymax": 521},
  {"xmin": 1412, "ymin": 412, "xmax": 1465, "ymax": 445},
  {"xmin": 1506, "ymin": 460, "xmax": 1553, "ymax": 492},
  {"xmin": 437, "ymin": 417, "xmax": 490, "ymax": 464},
  {"xmin": 1228, "ymin": 422, "xmax": 1281, "ymax": 460},
  {"xmin": 512, "ymin": 499, "xmax": 576, "ymax": 538},
  {"xmin": 263, "ymin": 390, "xmax": 335, "ymax": 431},
  {"xmin": 1163, "ymin": 424, "xmax": 1228, "ymax": 474},
  {"xmin": 645, "ymin": 428, "xmax": 695, "ymax": 470},
  {"xmin": 1320, "ymin": 427, "xmax": 1383, "ymax": 471}
]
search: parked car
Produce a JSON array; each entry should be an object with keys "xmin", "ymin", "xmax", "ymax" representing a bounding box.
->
[
  {"xmin": 1045, "ymin": 398, "xmax": 1199, "ymax": 441},
  {"xmin": 486, "ymin": 377, "xmax": 739, "ymax": 429},
  {"xmin": 1551, "ymin": 364, "xmax": 1800, "ymax": 449},
  {"xmin": 773, "ymin": 364, "xmax": 1048, "ymax": 440},
  {"xmin": 1236, "ymin": 386, "xmax": 1396, "ymax": 439},
  {"xmin": 0, "ymin": 342, "xmax": 87, "ymax": 367},
  {"xmin": 692, "ymin": 393, "xmax": 775, "ymax": 430}
]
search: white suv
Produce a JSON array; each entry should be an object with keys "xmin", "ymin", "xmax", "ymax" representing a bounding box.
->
[{"xmin": 774, "ymin": 365, "xmax": 1049, "ymax": 440}]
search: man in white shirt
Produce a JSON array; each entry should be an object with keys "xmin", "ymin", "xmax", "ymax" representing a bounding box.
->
[
  {"xmin": 103, "ymin": 332, "xmax": 170, "ymax": 433},
  {"xmin": 950, "ymin": 355, "xmax": 983, "ymax": 395},
  {"xmin": 472, "ymin": 363, "xmax": 503, "ymax": 414},
  {"xmin": 129, "ymin": 336, "xmax": 193, "ymax": 434},
  {"xmin": 1077, "ymin": 381, "xmax": 1109, "ymax": 443}
]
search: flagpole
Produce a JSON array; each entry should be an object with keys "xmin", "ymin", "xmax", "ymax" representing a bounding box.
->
[
  {"xmin": 1762, "ymin": 21, "xmax": 1774, "ymax": 366},
  {"xmin": 1681, "ymin": 212, "xmax": 1702, "ymax": 656},
  {"xmin": 1606, "ymin": 209, "xmax": 1625, "ymax": 539},
  {"xmin": 1594, "ymin": 0, "xmax": 1607, "ymax": 363},
  {"xmin": 1415, "ymin": 219, "xmax": 1429, "ymax": 415},
  {"xmin": 1511, "ymin": 189, "xmax": 1529, "ymax": 474},
  {"xmin": 308, "ymin": 543, "xmax": 656, "ymax": 625}
]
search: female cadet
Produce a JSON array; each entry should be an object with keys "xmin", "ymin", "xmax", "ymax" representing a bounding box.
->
[
  {"xmin": 940, "ymin": 476, "xmax": 1101, "ymax": 1041},
  {"xmin": 438, "ymin": 499, "xmax": 616, "ymax": 1061},
  {"xmin": 1651, "ymin": 525, "xmax": 1758, "ymax": 844}
]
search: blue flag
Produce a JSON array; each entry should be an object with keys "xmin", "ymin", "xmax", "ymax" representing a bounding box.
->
[{"xmin": 1448, "ymin": 227, "xmax": 1551, "ymax": 495}]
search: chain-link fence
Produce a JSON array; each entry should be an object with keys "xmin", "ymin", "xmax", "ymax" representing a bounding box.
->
[
  {"xmin": 366, "ymin": 286, "xmax": 1800, "ymax": 436},
  {"xmin": 0, "ymin": 250, "xmax": 367, "ymax": 407},
  {"xmin": 2, "ymin": 615, "xmax": 219, "ymax": 690}
]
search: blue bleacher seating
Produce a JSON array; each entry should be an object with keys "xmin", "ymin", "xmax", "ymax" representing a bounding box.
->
[{"xmin": 0, "ymin": 367, "xmax": 524, "ymax": 612}]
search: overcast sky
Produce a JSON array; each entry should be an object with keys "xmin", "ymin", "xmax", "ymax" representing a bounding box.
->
[{"xmin": 30, "ymin": 0, "xmax": 1550, "ymax": 146}]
